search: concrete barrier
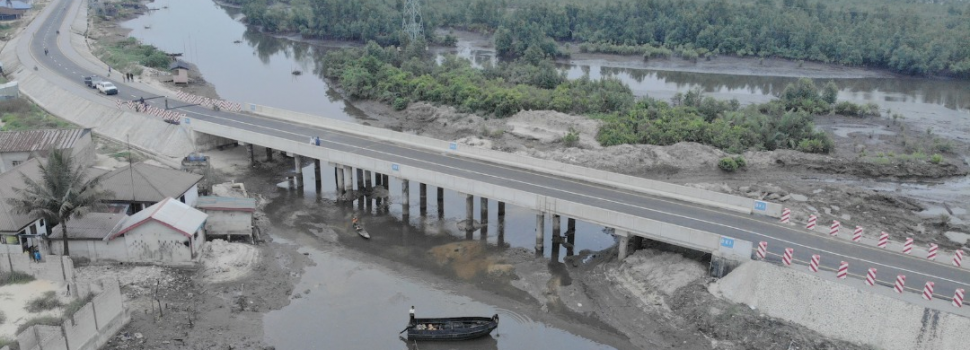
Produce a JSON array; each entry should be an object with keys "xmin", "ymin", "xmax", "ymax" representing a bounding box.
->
[
  {"xmin": 248, "ymin": 103, "xmax": 783, "ymax": 217},
  {"xmin": 0, "ymin": 254, "xmax": 73, "ymax": 282},
  {"xmin": 16, "ymin": 279, "xmax": 127, "ymax": 350},
  {"xmin": 193, "ymin": 118, "xmax": 729, "ymax": 253}
]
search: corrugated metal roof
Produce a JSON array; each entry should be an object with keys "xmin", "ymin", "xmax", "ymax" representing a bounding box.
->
[
  {"xmin": 0, "ymin": 129, "xmax": 90, "ymax": 153},
  {"xmin": 49, "ymin": 213, "xmax": 127, "ymax": 240},
  {"xmin": 107, "ymin": 198, "xmax": 207, "ymax": 240},
  {"xmin": 0, "ymin": 158, "xmax": 42, "ymax": 232},
  {"xmin": 195, "ymin": 196, "xmax": 256, "ymax": 212},
  {"xmin": 101, "ymin": 163, "xmax": 202, "ymax": 203}
]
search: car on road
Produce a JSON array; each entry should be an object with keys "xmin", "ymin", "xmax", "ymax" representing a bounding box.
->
[
  {"xmin": 96, "ymin": 81, "xmax": 118, "ymax": 95},
  {"xmin": 83, "ymin": 76, "xmax": 100, "ymax": 88}
]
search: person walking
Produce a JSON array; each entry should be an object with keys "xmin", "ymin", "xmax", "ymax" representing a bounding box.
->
[
  {"xmin": 44, "ymin": 47, "xmax": 48, "ymax": 56},
  {"xmin": 108, "ymin": 66, "xmax": 111, "ymax": 76},
  {"xmin": 409, "ymin": 306, "xmax": 416, "ymax": 325}
]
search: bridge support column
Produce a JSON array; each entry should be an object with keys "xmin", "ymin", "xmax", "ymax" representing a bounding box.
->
[
  {"xmin": 356, "ymin": 169, "xmax": 364, "ymax": 194},
  {"xmin": 566, "ymin": 218, "xmax": 576, "ymax": 256},
  {"xmin": 344, "ymin": 165, "xmax": 354, "ymax": 195},
  {"xmin": 313, "ymin": 160, "xmax": 321, "ymax": 192},
  {"xmin": 480, "ymin": 197, "xmax": 488, "ymax": 239},
  {"xmin": 247, "ymin": 144, "xmax": 255, "ymax": 165},
  {"xmin": 364, "ymin": 171, "xmax": 372, "ymax": 194},
  {"xmin": 419, "ymin": 183, "xmax": 427, "ymax": 216},
  {"xmin": 375, "ymin": 172, "xmax": 382, "ymax": 188},
  {"xmin": 265, "ymin": 147, "xmax": 273, "ymax": 161},
  {"xmin": 465, "ymin": 194, "xmax": 474, "ymax": 239},
  {"xmin": 552, "ymin": 214, "xmax": 561, "ymax": 258},
  {"xmin": 616, "ymin": 230, "xmax": 630, "ymax": 260},
  {"xmin": 401, "ymin": 179, "xmax": 410, "ymax": 220},
  {"xmin": 336, "ymin": 166, "xmax": 345, "ymax": 197},
  {"xmin": 294, "ymin": 157, "xmax": 303, "ymax": 188},
  {"xmin": 535, "ymin": 213, "xmax": 545, "ymax": 254},
  {"xmin": 497, "ymin": 202, "xmax": 506, "ymax": 245},
  {"xmin": 383, "ymin": 174, "xmax": 389, "ymax": 190},
  {"xmin": 436, "ymin": 187, "xmax": 444, "ymax": 219}
]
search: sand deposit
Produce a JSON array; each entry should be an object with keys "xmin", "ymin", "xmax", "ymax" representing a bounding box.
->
[
  {"xmin": 0, "ymin": 280, "xmax": 68, "ymax": 339},
  {"xmin": 201, "ymin": 239, "xmax": 260, "ymax": 283}
]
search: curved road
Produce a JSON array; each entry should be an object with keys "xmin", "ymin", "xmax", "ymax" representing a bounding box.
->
[{"xmin": 24, "ymin": 0, "xmax": 970, "ymax": 303}]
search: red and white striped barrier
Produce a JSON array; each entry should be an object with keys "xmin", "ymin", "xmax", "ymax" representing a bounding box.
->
[
  {"xmin": 783, "ymin": 248, "xmax": 794, "ymax": 266},
  {"xmin": 836, "ymin": 261, "xmax": 848, "ymax": 279},
  {"xmin": 808, "ymin": 254, "xmax": 820, "ymax": 272},
  {"xmin": 865, "ymin": 268, "xmax": 877, "ymax": 286},
  {"xmin": 806, "ymin": 215, "xmax": 817, "ymax": 230},
  {"xmin": 922, "ymin": 282, "xmax": 935, "ymax": 301},
  {"xmin": 756, "ymin": 241, "xmax": 767, "ymax": 260},
  {"xmin": 903, "ymin": 238, "xmax": 913, "ymax": 254},
  {"xmin": 829, "ymin": 220, "xmax": 841, "ymax": 236},
  {"xmin": 955, "ymin": 250, "xmax": 965, "ymax": 267},
  {"xmin": 894, "ymin": 275, "xmax": 906, "ymax": 293},
  {"xmin": 878, "ymin": 232, "xmax": 889, "ymax": 248},
  {"xmin": 954, "ymin": 289, "xmax": 965, "ymax": 308},
  {"xmin": 781, "ymin": 208, "xmax": 791, "ymax": 224},
  {"xmin": 927, "ymin": 244, "xmax": 938, "ymax": 261},
  {"xmin": 852, "ymin": 226, "xmax": 863, "ymax": 242}
]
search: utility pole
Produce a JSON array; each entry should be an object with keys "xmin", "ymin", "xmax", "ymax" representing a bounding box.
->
[{"xmin": 402, "ymin": 0, "xmax": 423, "ymax": 42}]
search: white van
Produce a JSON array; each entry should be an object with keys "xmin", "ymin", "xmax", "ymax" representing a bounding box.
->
[{"xmin": 96, "ymin": 81, "xmax": 118, "ymax": 95}]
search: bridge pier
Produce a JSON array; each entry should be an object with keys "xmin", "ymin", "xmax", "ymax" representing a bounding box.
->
[
  {"xmin": 265, "ymin": 147, "xmax": 273, "ymax": 161},
  {"xmin": 535, "ymin": 213, "xmax": 545, "ymax": 254},
  {"xmin": 313, "ymin": 160, "xmax": 321, "ymax": 192},
  {"xmin": 616, "ymin": 230, "xmax": 630, "ymax": 260},
  {"xmin": 382, "ymin": 174, "xmax": 389, "ymax": 190},
  {"xmin": 336, "ymin": 166, "xmax": 345, "ymax": 198},
  {"xmin": 364, "ymin": 171, "xmax": 373, "ymax": 194},
  {"xmin": 293, "ymin": 157, "xmax": 303, "ymax": 188},
  {"xmin": 566, "ymin": 218, "xmax": 576, "ymax": 256},
  {"xmin": 247, "ymin": 144, "xmax": 255, "ymax": 165},
  {"xmin": 436, "ymin": 187, "xmax": 444, "ymax": 219},
  {"xmin": 480, "ymin": 197, "xmax": 488, "ymax": 239},
  {"xmin": 401, "ymin": 179, "xmax": 410, "ymax": 220},
  {"xmin": 551, "ymin": 214, "xmax": 561, "ymax": 258},
  {"xmin": 497, "ymin": 204, "xmax": 505, "ymax": 246},
  {"xmin": 419, "ymin": 183, "xmax": 427, "ymax": 216},
  {"xmin": 465, "ymin": 194, "xmax": 474, "ymax": 239},
  {"xmin": 344, "ymin": 165, "xmax": 354, "ymax": 197},
  {"xmin": 356, "ymin": 169, "xmax": 364, "ymax": 195}
]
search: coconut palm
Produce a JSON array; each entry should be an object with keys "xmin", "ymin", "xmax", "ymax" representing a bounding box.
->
[{"xmin": 6, "ymin": 149, "xmax": 112, "ymax": 256}]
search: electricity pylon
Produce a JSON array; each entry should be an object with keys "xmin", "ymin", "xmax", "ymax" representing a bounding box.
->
[{"xmin": 402, "ymin": 0, "xmax": 424, "ymax": 42}]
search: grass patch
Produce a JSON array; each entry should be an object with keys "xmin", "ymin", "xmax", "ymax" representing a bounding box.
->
[
  {"xmin": 0, "ymin": 99, "xmax": 75, "ymax": 131},
  {"xmin": 62, "ymin": 293, "xmax": 95, "ymax": 319},
  {"xmin": 25, "ymin": 291, "xmax": 63, "ymax": 313},
  {"xmin": 0, "ymin": 271, "xmax": 35, "ymax": 287},
  {"xmin": 93, "ymin": 37, "xmax": 170, "ymax": 75},
  {"xmin": 0, "ymin": 336, "xmax": 18, "ymax": 350},
  {"xmin": 16, "ymin": 316, "xmax": 61, "ymax": 334}
]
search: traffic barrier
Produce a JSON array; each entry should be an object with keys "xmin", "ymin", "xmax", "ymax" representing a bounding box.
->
[
  {"xmin": 903, "ymin": 238, "xmax": 913, "ymax": 254},
  {"xmin": 806, "ymin": 215, "xmax": 817, "ymax": 230},
  {"xmin": 928, "ymin": 244, "xmax": 938, "ymax": 261},
  {"xmin": 954, "ymin": 289, "xmax": 965, "ymax": 308},
  {"xmin": 808, "ymin": 254, "xmax": 820, "ymax": 272},
  {"xmin": 782, "ymin": 248, "xmax": 793, "ymax": 266},
  {"xmin": 781, "ymin": 208, "xmax": 791, "ymax": 224},
  {"xmin": 922, "ymin": 282, "xmax": 935, "ymax": 301},
  {"xmin": 852, "ymin": 226, "xmax": 863, "ymax": 242},
  {"xmin": 756, "ymin": 241, "xmax": 767, "ymax": 260},
  {"xmin": 865, "ymin": 268, "xmax": 877, "ymax": 286},
  {"xmin": 955, "ymin": 250, "xmax": 965, "ymax": 267},
  {"xmin": 894, "ymin": 275, "xmax": 906, "ymax": 293},
  {"xmin": 878, "ymin": 232, "xmax": 889, "ymax": 248},
  {"xmin": 836, "ymin": 261, "xmax": 848, "ymax": 279},
  {"xmin": 829, "ymin": 220, "xmax": 840, "ymax": 236}
]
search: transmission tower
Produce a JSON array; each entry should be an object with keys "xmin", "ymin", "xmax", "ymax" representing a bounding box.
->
[{"xmin": 402, "ymin": 0, "xmax": 424, "ymax": 42}]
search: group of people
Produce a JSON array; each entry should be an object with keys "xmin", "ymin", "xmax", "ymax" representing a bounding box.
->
[
  {"xmin": 121, "ymin": 72, "xmax": 136, "ymax": 82},
  {"xmin": 22, "ymin": 244, "xmax": 41, "ymax": 262}
]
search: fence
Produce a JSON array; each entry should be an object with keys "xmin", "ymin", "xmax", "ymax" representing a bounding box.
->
[
  {"xmin": 0, "ymin": 253, "xmax": 74, "ymax": 282},
  {"xmin": 16, "ymin": 279, "xmax": 128, "ymax": 350}
]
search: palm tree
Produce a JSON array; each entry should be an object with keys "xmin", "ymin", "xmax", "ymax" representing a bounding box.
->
[{"xmin": 6, "ymin": 149, "xmax": 112, "ymax": 256}]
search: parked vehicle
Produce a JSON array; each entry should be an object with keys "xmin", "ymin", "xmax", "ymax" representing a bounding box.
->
[
  {"xmin": 83, "ymin": 76, "xmax": 100, "ymax": 88},
  {"xmin": 96, "ymin": 81, "xmax": 118, "ymax": 95}
]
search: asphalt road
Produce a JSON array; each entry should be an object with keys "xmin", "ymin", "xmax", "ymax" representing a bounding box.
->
[{"xmin": 26, "ymin": 0, "xmax": 970, "ymax": 302}]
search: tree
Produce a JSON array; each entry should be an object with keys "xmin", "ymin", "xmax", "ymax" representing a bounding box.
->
[{"xmin": 6, "ymin": 149, "xmax": 112, "ymax": 256}]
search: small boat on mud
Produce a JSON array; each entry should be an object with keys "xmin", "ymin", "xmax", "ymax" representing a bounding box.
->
[
  {"xmin": 353, "ymin": 222, "xmax": 370, "ymax": 239},
  {"xmin": 404, "ymin": 315, "xmax": 499, "ymax": 341}
]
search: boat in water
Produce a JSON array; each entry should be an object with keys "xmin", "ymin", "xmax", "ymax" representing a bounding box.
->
[
  {"xmin": 353, "ymin": 222, "xmax": 370, "ymax": 239},
  {"xmin": 404, "ymin": 315, "xmax": 499, "ymax": 341}
]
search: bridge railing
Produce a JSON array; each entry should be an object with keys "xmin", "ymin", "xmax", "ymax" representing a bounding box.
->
[{"xmin": 244, "ymin": 103, "xmax": 783, "ymax": 218}]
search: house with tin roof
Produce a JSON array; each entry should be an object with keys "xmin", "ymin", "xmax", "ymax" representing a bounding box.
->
[
  {"xmin": 49, "ymin": 198, "xmax": 208, "ymax": 263},
  {"xmin": 195, "ymin": 196, "xmax": 256, "ymax": 243},
  {"xmin": 0, "ymin": 158, "xmax": 49, "ymax": 254},
  {"xmin": 99, "ymin": 162, "xmax": 203, "ymax": 214},
  {"xmin": 0, "ymin": 0, "xmax": 31, "ymax": 20},
  {"xmin": 0, "ymin": 128, "xmax": 94, "ymax": 174}
]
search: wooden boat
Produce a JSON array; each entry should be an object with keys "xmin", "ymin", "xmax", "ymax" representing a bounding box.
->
[
  {"xmin": 353, "ymin": 222, "xmax": 370, "ymax": 239},
  {"xmin": 404, "ymin": 314, "xmax": 498, "ymax": 341}
]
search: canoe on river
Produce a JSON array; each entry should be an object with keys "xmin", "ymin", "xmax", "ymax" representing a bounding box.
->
[
  {"xmin": 353, "ymin": 222, "xmax": 370, "ymax": 239},
  {"xmin": 404, "ymin": 314, "xmax": 499, "ymax": 341}
]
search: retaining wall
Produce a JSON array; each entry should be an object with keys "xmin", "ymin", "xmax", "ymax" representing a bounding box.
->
[
  {"xmin": 0, "ymin": 254, "xmax": 74, "ymax": 282},
  {"xmin": 248, "ymin": 104, "xmax": 783, "ymax": 217},
  {"xmin": 713, "ymin": 261, "xmax": 970, "ymax": 350},
  {"xmin": 16, "ymin": 279, "xmax": 127, "ymax": 350}
]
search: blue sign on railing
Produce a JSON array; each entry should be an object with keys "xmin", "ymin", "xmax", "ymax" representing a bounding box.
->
[
  {"xmin": 449, "ymin": 142, "xmax": 457, "ymax": 150},
  {"xmin": 184, "ymin": 118, "xmax": 190, "ymax": 124},
  {"xmin": 250, "ymin": 104, "xmax": 257, "ymax": 112},
  {"xmin": 720, "ymin": 237, "xmax": 735, "ymax": 248},
  {"xmin": 391, "ymin": 164, "xmax": 399, "ymax": 171},
  {"xmin": 754, "ymin": 200, "xmax": 767, "ymax": 211}
]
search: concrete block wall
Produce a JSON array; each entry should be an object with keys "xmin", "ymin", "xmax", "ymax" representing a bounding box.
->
[
  {"xmin": 63, "ymin": 304, "xmax": 97, "ymax": 350},
  {"xmin": 0, "ymin": 252, "xmax": 11, "ymax": 272},
  {"xmin": 17, "ymin": 325, "xmax": 65, "ymax": 350},
  {"xmin": 92, "ymin": 280, "xmax": 123, "ymax": 332},
  {"xmin": 0, "ymin": 254, "xmax": 72, "ymax": 282},
  {"xmin": 194, "ymin": 119, "xmax": 729, "ymax": 253},
  {"xmin": 250, "ymin": 104, "xmax": 783, "ymax": 217}
]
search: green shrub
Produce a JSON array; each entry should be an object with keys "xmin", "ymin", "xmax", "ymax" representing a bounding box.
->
[
  {"xmin": 62, "ymin": 293, "xmax": 95, "ymax": 319},
  {"xmin": 0, "ymin": 271, "xmax": 35, "ymax": 286},
  {"xmin": 16, "ymin": 316, "xmax": 61, "ymax": 334},
  {"xmin": 562, "ymin": 129, "xmax": 580, "ymax": 147},
  {"xmin": 718, "ymin": 157, "xmax": 739, "ymax": 172},
  {"xmin": 0, "ymin": 336, "xmax": 16, "ymax": 350},
  {"xmin": 733, "ymin": 156, "xmax": 747, "ymax": 168},
  {"xmin": 25, "ymin": 291, "xmax": 63, "ymax": 313},
  {"xmin": 392, "ymin": 97, "xmax": 409, "ymax": 111},
  {"xmin": 930, "ymin": 154, "xmax": 944, "ymax": 164}
]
